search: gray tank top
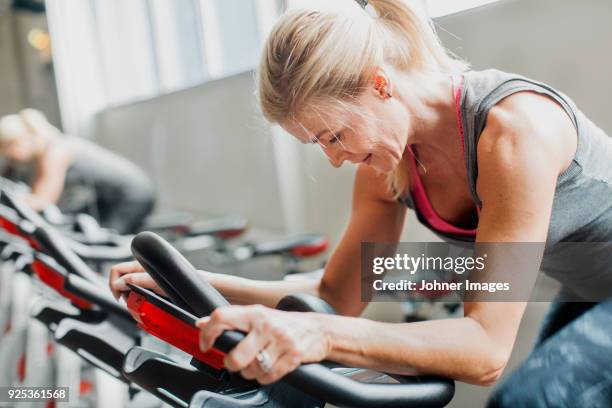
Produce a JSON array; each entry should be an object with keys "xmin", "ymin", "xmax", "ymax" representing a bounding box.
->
[{"xmin": 445, "ymin": 69, "xmax": 611, "ymax": 300}]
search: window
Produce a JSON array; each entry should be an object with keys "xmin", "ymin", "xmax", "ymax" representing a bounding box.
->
[
  {"xmin": 201, "ymin": 0, "xmax": 262, "ymax": 78},
  {"xmin": 148, "ymin": 0, "xmax": 206, "ymax": 93},
  {"xmin": 47, "ymin": 0, "xmax": 282, "ymax": 135},
  {"xmin": 91, "ymin": 0, "xmax": 279, "ymax": 104}
]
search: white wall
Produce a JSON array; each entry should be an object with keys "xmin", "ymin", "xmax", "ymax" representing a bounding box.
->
[
  {"xmin": 437, "ymin": 0, "xmax": 612, "ymax": 130},
  {"xmin": 94, "ymin": 72, "xmax": 286, "ymax": 231}
]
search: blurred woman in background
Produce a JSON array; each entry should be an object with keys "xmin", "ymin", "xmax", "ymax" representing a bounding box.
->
[{"xmin": 0, "ymin": 109, "xmax": 155, "ymax": 234}]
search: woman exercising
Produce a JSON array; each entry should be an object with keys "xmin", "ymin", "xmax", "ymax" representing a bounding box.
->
[
  {"xmin": 0, "ymin": 109, "xmax": 155, "ymax": 234},
  {"xmin": 110, "ymin": 0, "xmax": 612, "ymax": 406}
]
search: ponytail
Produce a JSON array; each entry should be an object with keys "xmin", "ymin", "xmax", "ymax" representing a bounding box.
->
[{"xmin": 369, "ymin": 0, "xmax": 467, "ymax": 73}]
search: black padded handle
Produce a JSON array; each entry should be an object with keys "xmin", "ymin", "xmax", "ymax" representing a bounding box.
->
[
  {"xmin": 131, "ymin": 231, "xmax": 229, "ymax": 314},
  {"xmin": 130, "ymin": 232, "xmax": 455, "ymax": 408},
  {"xmin": 1, "ymin": 191, "xmax": 103, "ymax": 283},
  {"xmin": 37, "ymin": 227, "xmax": 104, "ymax": 283}
]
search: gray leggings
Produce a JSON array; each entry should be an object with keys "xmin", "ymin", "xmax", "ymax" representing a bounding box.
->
[{"xmin": 487, "ymin": 298, "xmax": 612, "ymax": 407}]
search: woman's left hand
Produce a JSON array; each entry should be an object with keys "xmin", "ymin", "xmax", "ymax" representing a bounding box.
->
[{"xmin": 196, "ymin": 305, "xmax": 330, "ymax": 384}]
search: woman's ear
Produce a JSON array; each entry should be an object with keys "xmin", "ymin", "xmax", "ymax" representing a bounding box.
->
[{"xmin": 373, "ymin": 70, "xmax": 393, "ymax": 100}]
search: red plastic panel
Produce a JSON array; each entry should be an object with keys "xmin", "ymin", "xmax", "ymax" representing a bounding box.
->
[
  {"xmin": 215, "ymin": 228, "xmax": 246, "ymax": 240},
  {"xmin": 127, "ymin": 292, "xmax": 226, "ymax": 370},
  {"xmin": 0, "ymin": 216, "xmax": 40, "ymax": 249},
  {"xmin": 17, "ymin": 352, "xmax": 26, "ymax": 382},
  {"xmin": 32, "ymin": 260, "xmax": 92, "ymax": 310},
  {"xmin": 171, "ymin": 225, "xmax": 191, "ymax": 235},
  {"xmin": 291, "ymin": 238, "xmax": 329, "ymax": 258},
  {"xmin": 0, "ymin": 216, "xmax": 19, "ymax": 235}
]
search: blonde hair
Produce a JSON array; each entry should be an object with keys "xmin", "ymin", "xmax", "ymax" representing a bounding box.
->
[
  {"xmin": 0, "ymin": 115, "xmax": 28, "ymax": 144},
  {"xmin": 258, "ymin": 0, "xmax": 469, "ymax": 197},
  {"xmin": 19, "ymin": 109, "xmax": 60, "ymax": 138}
]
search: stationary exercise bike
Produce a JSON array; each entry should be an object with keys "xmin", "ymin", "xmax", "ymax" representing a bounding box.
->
[
  {"xmin": 118, "ymin": 231, "xmax": 456, "ymax": 408},
  {"xmin": 0, "ymin": 190, "xmax": 329, "ymax": 406}
]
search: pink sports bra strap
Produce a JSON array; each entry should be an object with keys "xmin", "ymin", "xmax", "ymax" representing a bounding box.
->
[
  {"xmin": 407, "ymin": 74, "xmax": 478, "ymax": 237},
  {"xmin": 452, "ymin": 75, "xmax": 467, "ymax": 157}
]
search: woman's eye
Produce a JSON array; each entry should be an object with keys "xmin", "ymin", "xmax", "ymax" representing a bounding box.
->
[{"xmin": 329, "ymin": 133, "xmax": 342, "ymax": 145}]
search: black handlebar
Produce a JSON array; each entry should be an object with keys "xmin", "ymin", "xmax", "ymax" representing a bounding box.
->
[
  {"xmin": 131, "ymin": 232, "xmax": 455, "ymax": 408},
  {"xmin": 131, "ymin": 232, "xmax": 228, "ymax": 315},
  {"xmin": 1, "ymin": 191, "xmax": 107, "ymax": 283},
  {"xmin": 64, "ymin": 273, "xmax": 134, "ymax": 323},
  {"xmin": 36, "ymin": 226, "xmax": 106, "ymax": 284}
]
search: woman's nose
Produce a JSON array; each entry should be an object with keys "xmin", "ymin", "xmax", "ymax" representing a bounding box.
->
[{"xmin": 322, "ymin": 145, "xmax": 348, "ymax": 168}]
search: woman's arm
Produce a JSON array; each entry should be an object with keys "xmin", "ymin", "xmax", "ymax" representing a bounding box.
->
[
  {"xmin": 199, "ymin": 97, "xmax": 572, "ymax": 386},
  {"xmin": 203, "ymin": 165, "xmax": 407, "ymax": 310},
  {"xmin": 319, "ymin": 165, "xmax": 408, "ymax": 315},
  {"xmin": 25, "ymin": 142, "xmax": 73, "ymax": 210},
  {"xmin": 304, "ymin": 97, "xmax": 571, "ymax": 385},
  {"xmin": 110, "ymin": 164, "xmax": 407, "ymax": 310}
]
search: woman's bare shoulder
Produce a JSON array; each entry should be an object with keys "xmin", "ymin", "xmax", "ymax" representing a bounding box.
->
[{"xmin": 478, "ymin": 91, "xmax": 577, "ymax": 177}]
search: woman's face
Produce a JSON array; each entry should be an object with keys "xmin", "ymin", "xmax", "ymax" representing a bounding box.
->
[{"xmin": 282, "ymin": 86, "xmax": 412, "ymax": 174}]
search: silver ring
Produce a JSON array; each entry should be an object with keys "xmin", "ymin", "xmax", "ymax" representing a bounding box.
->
[{"xmin": 256, "ymin": 350, "xmax": 273, "ymax": 373}]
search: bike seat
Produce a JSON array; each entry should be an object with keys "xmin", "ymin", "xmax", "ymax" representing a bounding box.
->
[{"xmin": 275, "ymin": 294, "xmax": 336, "ymax": 314}]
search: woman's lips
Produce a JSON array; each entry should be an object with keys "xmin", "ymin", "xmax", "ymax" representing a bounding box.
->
[{"xmin": 362, "ymin": 154, "xmax": 372, "ymax": 164}]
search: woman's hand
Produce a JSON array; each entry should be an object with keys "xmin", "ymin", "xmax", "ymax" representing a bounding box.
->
[
  {"xmin": 197, "ymin": 305, "xmax": 330, "ymax": 385},
  {"xmin": 108, "ymin": 260, "xmax": 165, "ymax": 300}
]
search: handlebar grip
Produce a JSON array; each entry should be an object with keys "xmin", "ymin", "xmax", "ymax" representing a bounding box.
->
[
  {"xmin": 130, "ymin": 232, "xmax": 455, "ymax": 408},
  {"xmin": 36, "ymin": 227, "xmax": 103, "ymax": 283},
  {"xmin": 131, "ymin": 232, "xmax": 229, "ymax": 315},
  {"xmin": 2, "ymin": 191, "xmax": 104, "ymax": 284}
]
